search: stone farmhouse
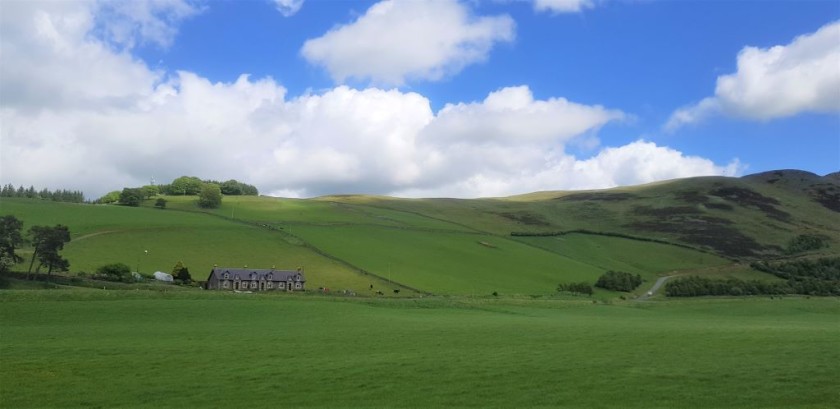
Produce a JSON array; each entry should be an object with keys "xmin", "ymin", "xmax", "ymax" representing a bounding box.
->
[{"xmin": 205, "ymin": 267, "xmax": 305, "ymax": 292}]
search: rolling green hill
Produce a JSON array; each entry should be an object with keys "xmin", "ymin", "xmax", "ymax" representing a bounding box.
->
[{"xmin": 2, "ymin": 169, "xmax": 837, "ymax": 295}]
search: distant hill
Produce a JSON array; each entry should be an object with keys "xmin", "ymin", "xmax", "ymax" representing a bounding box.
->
[
  {"xmin": 2, "ymin": 169, "xmax": 837, "ymax": 295},
  {"xmin": 325, "ymin": 169, "xmax": 839, "ymax": 259}
]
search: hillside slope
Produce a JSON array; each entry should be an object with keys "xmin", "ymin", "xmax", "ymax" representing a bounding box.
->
[
  {"xmin": 2, "ymin": 170, "xmax": 836, "ymax": 295},
  {"xmin": 333, "ymin": 170, "xmax": 840, "ymax": 259},
  {"xmin": 0, "ymin": 199, "xmax": 403, "ymax": 294}
]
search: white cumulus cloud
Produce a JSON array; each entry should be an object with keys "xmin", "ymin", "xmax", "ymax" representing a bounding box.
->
[
  {"xmin": 271, "ymin": 0, "xmax": 303, "ymax": 17},
  {"xmin": 1, "ymin": 0, "xmax": 741, "ymax": 200},
  {"xmin": 666, "ymin": 20, "xmax": 840, "ymax": 131},
  {"xmin": 424, "ymin": 86, "xmax": 624, "ymax": 146},
  {"xmin": 300, "ymin": 0, "xmax": 515, "ymax": 85},
  {"xmin": 393, "ymin": 140, "xmax": 742, "ymax": 198},
  {"xmin": 0, "ymin": 1, "xmax": 162, "ymax": 111},
  {"xmin": 93, "ymin": 0, "xmax": 204, "ymax": 49},
  {"xmin": 533, "ymin": 0, "xmax": 595, "ymax": 14}
]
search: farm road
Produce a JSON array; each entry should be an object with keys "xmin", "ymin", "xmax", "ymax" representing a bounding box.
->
[
  {"xmin": 638, "ymin": 276, "xmax": 672, "ymax": 300},
  {"xmin": 72, "ymin": 230, "xmax": 119, "ymax": 242}
]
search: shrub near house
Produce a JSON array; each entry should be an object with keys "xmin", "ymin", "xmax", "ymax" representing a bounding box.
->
[{"xmin": 94, "ymin": 263, "xmax": 132, "ymax": 282}]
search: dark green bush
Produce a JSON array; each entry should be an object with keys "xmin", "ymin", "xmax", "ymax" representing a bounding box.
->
[
  {"xmin": 94, "ymin": 263, "xmax": 132, "ymax": 282},
  {"xmin": 786, "ymin": 234, "xmax": 828, "ymax": 254},
  {"xmin": 595, "ymin": 270, "xmax": 643, "ymax": 292},
  {"xmin": 557, "ymin": 282, "xmax": 593, "ymax": 296}
]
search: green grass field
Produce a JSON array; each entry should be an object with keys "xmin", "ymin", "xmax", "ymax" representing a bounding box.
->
[
  {"xmin": 291, "ymin": 225, "xmax": 605, "ymax": 295},
  {"xmin": 0, "ymin": 198, "xmax": 396, "ymax": 294},
  {"xmin": 1, "ymin": 290, "xmax": 838, "ymax": 408},
  {"xmin": 517, "ymin": 233, "xmax": 729, "ymax": 277}
]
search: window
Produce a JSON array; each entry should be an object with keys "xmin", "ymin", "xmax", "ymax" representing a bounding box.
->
[
  {"xmin": 279, "ymin": 282, "xmax": 285, "ymax": 289},
  {"xmin": 267, "ymin": 282, "xmax": 273, "ymax": 289},
  {"xmin": 267, "ymin": 274, "xmax": 273, "ymax": 280},
  {"xmin": 224, "ymin": 273, "xmax": 229, "ymax": 279},
  {"xmin": 223, "ymin": 281, "xmax": 229, "ymax": 289},
  {"xmin": 295, "ymin": 283, "xmax": 301, "ymax": 289},
  {"xmin": 250, "ymin": 281, "xmax": 257, "ymax": 289}
]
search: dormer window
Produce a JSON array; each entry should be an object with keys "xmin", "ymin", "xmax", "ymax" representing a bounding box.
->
[
  {"xmin": 223, "ymin": 273, "xmax": 229, "ymax": 279},
  {"xmin": 267, "ymin": 274, "xmax": 273, "ymax": 280}
]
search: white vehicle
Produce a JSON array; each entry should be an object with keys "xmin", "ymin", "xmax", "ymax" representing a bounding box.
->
[{"xmin": 153, "ymin": 271, "xmax": 173, "ymax": 282}]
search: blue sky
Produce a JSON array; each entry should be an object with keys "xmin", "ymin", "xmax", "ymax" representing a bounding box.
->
[{"xmin": 1, "ymin": 0, "xmax": 838, "ymax": 198}]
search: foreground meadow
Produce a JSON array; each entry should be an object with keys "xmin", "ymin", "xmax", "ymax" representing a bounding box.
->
[{"xmin": 1, "ymin": 290, "xmax": 838, "ymax": 408}]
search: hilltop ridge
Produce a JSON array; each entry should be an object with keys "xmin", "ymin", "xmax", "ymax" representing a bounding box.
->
[{"xmin": 2, "ymin": 169, "xmax": 837, "ymax": 296}]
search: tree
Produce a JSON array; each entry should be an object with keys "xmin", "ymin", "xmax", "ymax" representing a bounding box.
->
[
  {"xmin": 140, "ymin": 185, "xmax": 159, "ymax": 199},
  {"xmin": 220, "ymin": 179, "xmax": 243, "ymax": 195},
  {"xmin": 154, "ymin": 198, "xmax": 167, "ymax": 209},
  {"xmin": 1, "ymin": 184, "xmax": 14, "ymax": 197},
  {"xmin": 595, "ymin": 270, "xmax": 643, "ymax": 292},
  {"xmin": 170, "ymin": 176, "xmax": 203, "ymax": 195},
  {"xmin": 220, "ymin": 179, "xmax": 259, "ymax": 196},
  {"xmin": 0, "ymin": 255, "xmax": 16, "ymax": 276},
  {"xmin": 27, "ymin": 225, "xmax": 71, "ymax": 280},
  {"xmin": 786, "ymin": 234, "xmax": 827, "ymax": 254},
  {"xmin": 557, "ymin": 282, "xmax": 593, "ymax": 296},
  {"xmin": 95, "ymin": 263, "xmax": 132, "ymax": 282},
  {"xmin": 0, "ymin": 215, "xmax": 25, "ymax": 273},
  {"xmin": 97, "ymin": 191, "xmax": 121, "ymax": 204},
  {"xmin": 119, "ymin": 188, "xmax": 144, "ymax": 207},
  {"xmin": 198, "ymin": 183, "xmax": 222, "ymax": 208},
  {"xmin": 172, "ymin": 261, "xmax": 192, "ymax": 283}
]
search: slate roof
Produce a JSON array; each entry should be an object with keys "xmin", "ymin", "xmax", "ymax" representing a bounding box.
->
[{"xmin": 208, "ymin": 268, "xmax": 305, "ymax": 282}]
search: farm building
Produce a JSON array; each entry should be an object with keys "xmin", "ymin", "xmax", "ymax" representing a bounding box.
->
[{"xmin": 205, "ymin": 267, "xmax": 305, "ymax": 292}]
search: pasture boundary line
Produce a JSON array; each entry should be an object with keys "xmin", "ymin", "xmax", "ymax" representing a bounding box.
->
[
  {"xmin": 71, "ymin": 230, "xmax": 120, "ymax": 242},
  {"xmin": 161, "ymin": 207, "xmax": 433, "ymax": 295},
  {"xmin": 334, "ymin": 201, "xmax": 492, "ymax": 235},
  {"xmin": 276, "ymin": 220, "xmax": 486, "ymax": 236},
  {"xmin": 511, "ymin": 229, "xmax": 734, "ymax": 260},
  {"xmin": 273, "ymin": 228, "xmax": 433, "ymax": 295}
]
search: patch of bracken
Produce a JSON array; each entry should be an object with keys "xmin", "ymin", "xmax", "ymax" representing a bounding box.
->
[
  {"xmin": 808, "ymin": 184, "xmax": 840, "ymax": 212},
  {"xmin": 495, "ymin": 212, "xmax": 550, "ymax": 226},
  {"xmin": 709, "ymin": 186, "xmax": 791, "ymax": 222},
  {"xmin": 632, "ymin": 206, "xmax": 702, "ymax": 217},
  {"xmin": 704, "ymin": 203, "xmax": 734, "ymax": 211},
  {"xmin": 627, "ymin": 216, "xmax": 766, "ymax": 258},
  {"xmin": 675, "ymin": 190, "xmax": 709, "ymax": 204}
]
